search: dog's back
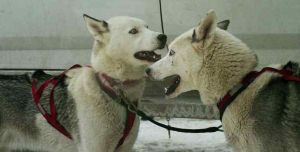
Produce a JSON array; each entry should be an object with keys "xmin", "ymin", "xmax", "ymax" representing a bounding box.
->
[
  {"xmin": 0, "ymin": 73, "xmax": 40, "ymax": 150},
  {"xmin": 0, "ymin": 71, "xmax": 78, "ymax": 151},
  {"xmin": 250, "ymin": 63, "xmax": 300, "ymax": 151},
  {"xmin": 223, "ymin": 63, "xmax": 300, "ymax": 152}
]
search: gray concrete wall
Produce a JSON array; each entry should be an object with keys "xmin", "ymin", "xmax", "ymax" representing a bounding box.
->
[
  {"xmin": 0, "ymin": 0, "xmax": 161, "ymax": 49},
  {"xmin": 163, "ymin": 0, "xmax": 300, "ymax": 34},
  {"xmin": 0, "ymin": 0, "xmax": 299, "ymax": 69}
]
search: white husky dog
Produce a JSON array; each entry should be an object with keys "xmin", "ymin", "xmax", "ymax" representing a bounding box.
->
[
  {"xmin": 66, "ymin": 15, "xmax": 166, "ymax": 152},
  {"xmin": 147, "ymin": 10, "xmax": 300, "ymax": 152},
  {"xmin": 0, "ymin": 15, "xmax": 166, "ymax": 152}
]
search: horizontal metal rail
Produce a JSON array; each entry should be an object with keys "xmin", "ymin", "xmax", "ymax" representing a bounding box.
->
[{"xmin": 0, "ymin": 68, "xmax": 65, "ymax": 71}]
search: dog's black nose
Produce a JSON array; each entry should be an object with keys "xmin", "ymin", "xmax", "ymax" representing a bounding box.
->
[
  {"xmin": 157, "ymin": 34, "xmax": 167, "ymax": 49},
  {"xmin": 157, "ymin": 34, "xmax": 167, "ymax": 43},
  {"xmin": 145, "ymin": 68, "xmax": 152, "ymax": 76}
]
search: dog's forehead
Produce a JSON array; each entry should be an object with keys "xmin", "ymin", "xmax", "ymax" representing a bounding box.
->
[
  {"xmin": 170, "ymin": 28, "xmax": 194, "ymax": 49},
  {"xmin": 108, "ymin": 16, "xmax": 146, "ymax": 29}
]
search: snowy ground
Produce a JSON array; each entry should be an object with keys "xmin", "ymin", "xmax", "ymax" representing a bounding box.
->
[{"xmin": 134, "ymin": 118, "xmax": 232, "ymax": 152}]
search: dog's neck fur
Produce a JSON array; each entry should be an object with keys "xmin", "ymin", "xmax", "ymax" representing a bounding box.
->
[
  {"xmin": 90, "ymin": 42, "xmax": 146, "ymax": 101},
  {"xmin": 195, "ymin": 30, "xmax": 258, "ymax": 105},
  {"xmin": 90, "ymin": 42, "xmax": 146, "ymax": 81}
]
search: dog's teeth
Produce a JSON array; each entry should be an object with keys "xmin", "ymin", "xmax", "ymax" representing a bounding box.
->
[{"xmin": 164, "ymin": 87, "xmax": 168, "ymax": 93}]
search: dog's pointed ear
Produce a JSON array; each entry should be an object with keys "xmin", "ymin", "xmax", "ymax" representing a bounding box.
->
[
  {"xmin": 217, "ymin": 20, "xmax": 230, "ymax": 30},
  {"xmin": 192, "ymin": 10, "xmax": 217, "ymax": 49},
  {"xmin": 83, "ymin": 14, "xmax": 109, "ymax": 36}
]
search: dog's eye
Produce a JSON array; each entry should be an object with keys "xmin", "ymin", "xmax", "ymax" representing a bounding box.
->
[
  {"xmin": 129, "ymin": 28, "xmax": 138, "ymax": 34},
  {"xmin": 145, "ymin": 25, "xmax": 149, "ymax": 29},
  {"xmin": 169, "ymin": 49, "xmax": 175, "ymax": 56}
]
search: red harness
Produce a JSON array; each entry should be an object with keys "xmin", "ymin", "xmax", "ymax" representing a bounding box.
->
[
  {"xmin": 217, "ymin": 63, "xmax": 300, "ymax": 120},
  {"xmin": 31, "ymin": 65, "xmax": 136, "ymax": 149},
  {"xmin": 97, "ymin": 73, "xmax": 136, "ymax": 149}
]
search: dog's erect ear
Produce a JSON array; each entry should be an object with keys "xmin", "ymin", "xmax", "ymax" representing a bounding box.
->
[
  {"xmin": 217, "ymin": 20, "xmax": 230, "ymax": 30},
  {"xmin": 83, "ymin": 14, "xmax": 109, "ymax": 36},
  {"xmin": 192, "ymin": 10, "xmax": 217, "ymax": 49}
]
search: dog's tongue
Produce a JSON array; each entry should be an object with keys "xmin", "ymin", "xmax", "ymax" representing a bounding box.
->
[
  {"xmin": 165, "ymin": 75, "xmax": 181, "ymax": 95},
  {"xmin": 134, "ymin": 51, "xmax": 161, "ymax": 62}
]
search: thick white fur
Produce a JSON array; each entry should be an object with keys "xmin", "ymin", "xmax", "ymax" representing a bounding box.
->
[
  {"xmin": 66, "ymin": 67, "xmax": 142, "ymax": 152},
  {"xmin": 147, "ymin": 10, "xmax": 289, "ymax": 151},
  {"xmin": 65, "ymin": 15, "xmax": 162, "ymax": 152},
  {"xmin": 28, "ymin": 15, "xmax": 164, "ymax": 152}
]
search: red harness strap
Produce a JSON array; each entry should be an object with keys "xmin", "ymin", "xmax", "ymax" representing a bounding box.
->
[
  {"xmin": 32, "ymin": 64, "xmax": 81, "ymax": 139},
  {"xmin": 115, "ymin": 111, "xmax": 136, "ymax": 149},
  {"xmin": 217, "ymin": 64, "xmax": 300, "ymax": 121},
  {"xmin": 31, "ymin": 65, "xmax": 136, "ymax": 149},
  {"xmin": 97, "ymin": 73, "xmax": 136, "ymax": 150}
]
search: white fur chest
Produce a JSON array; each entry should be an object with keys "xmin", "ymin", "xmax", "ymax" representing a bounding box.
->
[{"xmin": 66, "ymin": 68, "xmax": 142, "ymax": 151}]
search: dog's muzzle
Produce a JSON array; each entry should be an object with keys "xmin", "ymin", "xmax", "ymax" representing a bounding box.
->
[
  {"xmin": 134, "ymin": 34, "xmax": 166, "ymax": 62},
  {"xmin": 134, "ymin": 51, "xmax": 161, "ymax": 62}
]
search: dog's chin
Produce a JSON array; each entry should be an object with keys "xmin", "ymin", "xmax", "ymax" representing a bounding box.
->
[{"xmin": 165, "ymin": 90, "xmax": 180, "ymax": 99}]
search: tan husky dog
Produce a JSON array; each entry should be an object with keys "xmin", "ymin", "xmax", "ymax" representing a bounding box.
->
[{"xmin": 147, "ymin": 10, "xmax": 300, "ymax": 152}]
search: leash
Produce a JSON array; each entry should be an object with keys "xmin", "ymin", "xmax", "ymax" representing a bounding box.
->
[
  {"xmin": 112, "ymin": 85, "xmax": 223, "ymax": 133},
  {"xmin": 159, "ymin": 0, "xmax": 165, "ymax": 34},
  {"xmin": 218, "ymin": 61, "xmax": 300, "ymax": 121},
  {"xmin": 138, "ymin": 110, "xmax": 222, "ymax": 133}
]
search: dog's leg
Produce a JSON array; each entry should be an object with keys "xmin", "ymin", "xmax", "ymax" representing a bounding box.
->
[
  {"xmin": 76, "ymin": 103, "xmax": 125, "ymax": 152},
  {"xmin": 34, "ymin": 114, "xmax": 78, "ymax": 152},
  {"xmin": 116, "ymin": 120, "xmax": 139, "ymax": 152},
  {"xmin": 116, "ymin": 141, "xmax": 134, "ymax": 152},
  {"xmin": 77, "ymin": 101, "xmax": 131, "ymax": 152}
]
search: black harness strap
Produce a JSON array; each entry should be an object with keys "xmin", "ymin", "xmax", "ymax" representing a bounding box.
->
[{"xmin": 117, "ymin": 96, "xmax": 223, "ymax": 133}]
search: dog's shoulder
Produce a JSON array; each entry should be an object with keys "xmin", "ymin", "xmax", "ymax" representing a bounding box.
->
[
  {"xmin": 65, "ymin": 67, "xmax": 99, "ymax": 95},
  {"xmin": 32, "ymin": 69, "xmax": 52, "ymax": 80},
  {"xmin": 284, "ymin": 61, "xmax": 300, "ymax": 76},
  {"xmin": 31, "ymin": 69, "xmax": 66, "ymax": 88},
  {"xmin": 254, "ymin": 61, "xmax": 300, "ymax": 94},
  {"xmin": 247, "ymin": 62, "xmax": 300, "ymax": 122}
]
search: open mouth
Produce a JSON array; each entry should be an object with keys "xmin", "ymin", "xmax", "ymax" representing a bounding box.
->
[
  {"xmin": 164, "ymin": 75, "xmax": 181, "ymax": 96},
  {"xmin": 134, "ymin": 51, "xmax": 161, "ymax": 62}
]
